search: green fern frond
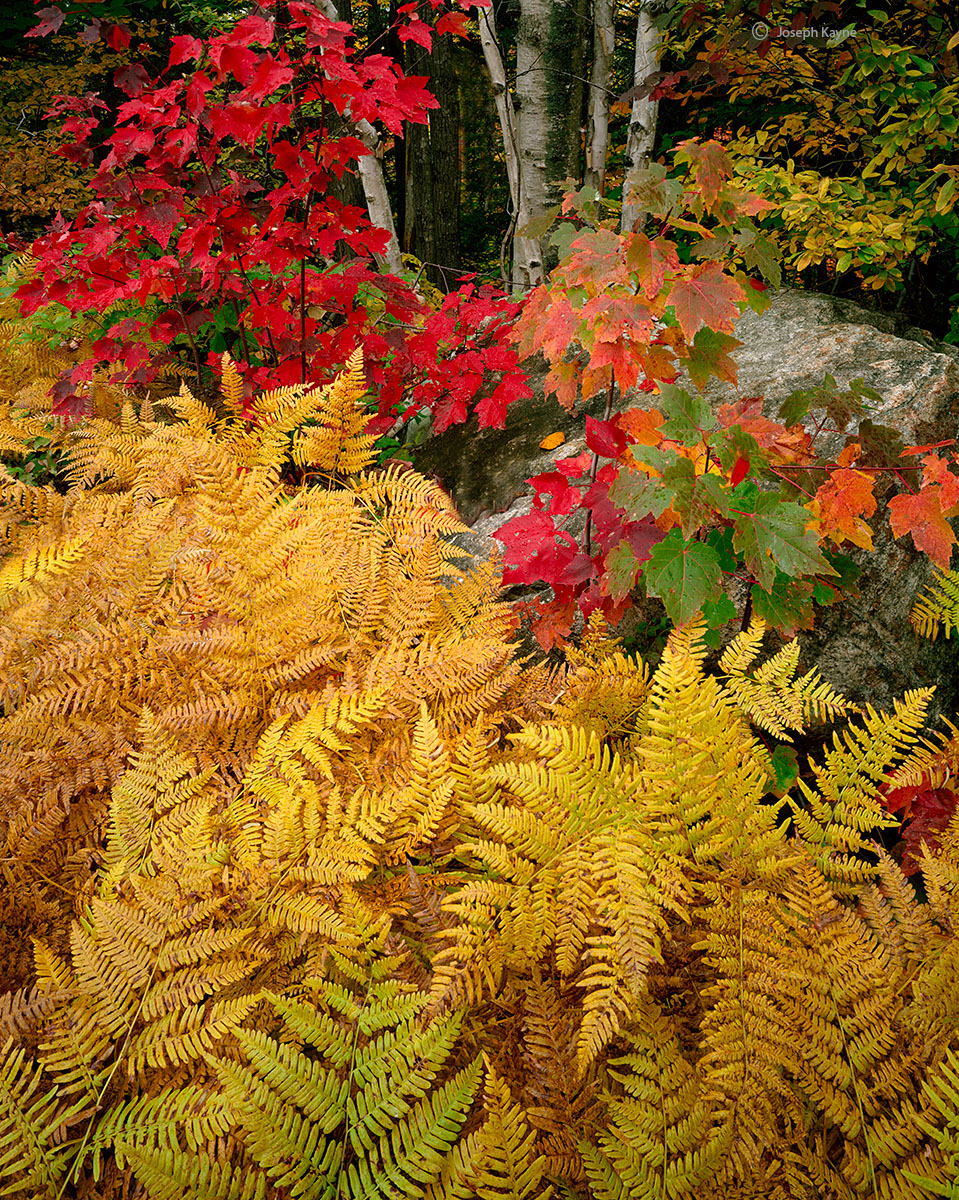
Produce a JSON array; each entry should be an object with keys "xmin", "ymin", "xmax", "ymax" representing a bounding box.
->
[
  {"xmin": 85, "ymin": 1084, "xmax": 235, "ymax": 1180},
  {"xmin": 0, "ymin": 1037, "xmax": 85, "ymax": 1199},
  {"xmin": 206, "ymin": 980, "xmax": 481, "ymax": 1200},
  {"xmin": 904, "ymin": 1045, "xmax": 959, "ymax": 1197},
  {"xmin": 124, "ymin": 1146, "xmax": 270, "ymax": 1200},
  {"xmin": 911, "ymin": 568, "xmax": 959, "ymax": 641}
]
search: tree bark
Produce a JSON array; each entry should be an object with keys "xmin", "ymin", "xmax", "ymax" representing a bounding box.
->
[
  {"xmin": 585, "ymin": 0, "xmax": 613, "ymax": 194},
  {"xmin": 621, "ymin": 1, "xmax": 662, "ymax": 234},
  {"xmin": 546, "ymin": 0, "xmax": 587, "ymax": 200},
  {"xmin": 476, "ymin": 1, "xmax": 521, "ymax": 284},
  {"xmin": 512, "ymin": 0, "xmax": 552, "ymax": 288},
  {"xmin": 403, "ymin": 26, "xmax": 460, "ymax": 289}
]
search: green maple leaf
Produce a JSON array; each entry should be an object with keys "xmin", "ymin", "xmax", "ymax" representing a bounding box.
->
[
  {"xmin": 750, "ymin": 572, "xmax": 816, "ymax": 634},
  {"xmin": 703, "ymin": 592, "xmax": 737, "ymax": 628},
  {"xmin": 658, "ymin": 384, "xmax": 717, "ymax": 446},
  {"xmin": 733, "ymin": 493, "xmax": 835, "ymax": 592},
  {"xmin": 686, "ymin": 326, "xmax": 741, "ymax": 391},
  {"xmin": 738, "ymin": 231, "xmax": 782, "ymax": 289},
  {"xmin": 644, "ymin": 528, "xmax": 722, "ymax": 624},
  {"xmin": 610, "ymin": 447, "xmax": 686, "ymax": 520},
  {"xmin": 604, "ymin": 540, "xmax": 641, "ymax": 602},
  {"xmin": 712, "ymin": 425, "xmax": 761, "ymax": 474},
  {"xmin": 705, "ymin": 525, "xmax": 739, "ymax": 572},
  {"xmin": 661, "ymin": 465, "xmax": 730, "ymax": 537}
]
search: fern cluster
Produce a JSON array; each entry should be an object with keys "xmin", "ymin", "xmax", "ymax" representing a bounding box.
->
[{"xmin": 1, "ymin": 357, "xmax": 958, "ymax": 1198}]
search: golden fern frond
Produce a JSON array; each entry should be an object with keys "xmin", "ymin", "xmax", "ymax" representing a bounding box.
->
[
  {"xmin": 0, "ymin": 537, "xmax": 87, "ymax": 611},
  {"xmin": 442, "ymin": 720, "xmax": 686, "ymax": 1061},
  {"xmin": 580, "ymin": 1002, "xmax": 730, "ymax": 1200},
  {"xmin": 719, "ymin": 618, "xmax": 854, "ymax": 739},
  {"xmin": 718, "ymin": 614, "xmax": 767, "ymax": 675},
  {"xmin": 885, "ymin": 719, "xmax": 959, "ymax": 793},
  {"xmin": 911, "ymin": 568, "xmax": 959, "ymax": 641},
  {"xmin": 0, "ymin": 986, "xmax": 66, "ymax": 1043},
  {"xmin": 788, "ymin": 689, "xmax": 933, "ymax": 889},
  {"xmin": 219, "ymin": 353, "xmax": 246, "ymax": 418},
  {"xmin": 0, "ymin": 469, "xmax": 64, "ymax": 531},
  {"xmin": 289, "ymin": 349, "xmax": 378, "ymax": 476},
  {"xmin": 856, "ymin": 849, "xmax": 932, "ymax": 972},
  {"xmin": 471, "ymin": 1058, "xmax": 552, "ymax": 1200},
  {"xmin": 696, "ymin": 874, "xmax": 807, "ymax": 1173},
  {"xmin": 635, "ymin": 614, "xmax": 790, "ymax": 880},
  {"xmin": 771, "ymin": 855, "xmax": 947, "ymax": 1196},
  {"xmin": 552, "ymin": 648, "xmax": 651, "ymax": 745},
  {"xmin": 100, "ymin": 709, "xmax": 218, "ymax": 892},
  {"xmin": 384, "ymin": 702, "xmax": 456, "ymax": 860},
  {"xmin": 170, "ymin": 379, "xmax": 221, "ymax": 440}
]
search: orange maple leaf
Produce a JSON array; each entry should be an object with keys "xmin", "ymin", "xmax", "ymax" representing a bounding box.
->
[
  {"xmin": 716, "ymin": 398, "xmax": 814, "ymax": 466},
  {"xmin": 919, "ymin": 454, "xmax": 959, "ymax": 512},
  {"xmin": 619, "ymin": 406, "xmax": 665, "ymax": 446},
  {"xmin": 807, "ymin": 468, "xmax": 877, "ymax": 550},
  {"xmin": 835, "ymin": 442, "xmax": 861, "ymax": 467}
]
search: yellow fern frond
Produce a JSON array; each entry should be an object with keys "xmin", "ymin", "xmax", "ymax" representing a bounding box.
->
[
  {"xmin": 581, "ymin": 1003, "xmax": 730, "ymax": 1200},
  {"xmin": 473, "ymin": 1058, "xmax": 552, "ymax": 1200},
  {"xmin": 0, "ymin": 537, "xmax": 87, "ymax": 611},
  {"xmin": 720, "ymin": 617, "xmax": 854, "ymax": 739},
  {"xmin": 219, "ymin": 353, "xmax": 246, "ymax": 417},
  {"xmin": 789, "ymin": 689, "xmax": 933, "ymax": 889},
  {"xmin": 911, "ymin": 568, "xmax": 959, "ymax": 640}
]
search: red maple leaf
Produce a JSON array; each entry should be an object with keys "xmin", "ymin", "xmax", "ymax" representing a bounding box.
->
[
  {"xmin": 888, "ymin": 486, "xmax": 957, "ymax": 568},
  {"xmin": 669, "ymin": 263, "xmax": 745, "ymax": 340},
  {"xmin": 26, "ymin": 6, "xmax": 65, "ymax": 37},
  {"xmin": 527, "ymin": 471, "xmax": 582, "ymax": 517},
  {"xmin": 585, "ymin": 416, "xmax": 628, "ymax": 459}
]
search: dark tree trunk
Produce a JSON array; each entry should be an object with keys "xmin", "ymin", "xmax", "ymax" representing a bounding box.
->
[
  {"xmin": 428, "ymin": 31, "xmax": 461, "ymax": 289},
  {"xmin": 547, "ymin": 0, "xmax": 588, "ymax": 199},
  {"xmin": 403, "ymin": 24, "xmax": 461, "ymax": 290}
]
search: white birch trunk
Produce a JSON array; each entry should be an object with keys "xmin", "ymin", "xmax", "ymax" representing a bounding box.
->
[
  {"xmin": 512, "ymin": 0, "xmax": 552, "ymax": 288},
  {"xmin": 585, "ymin": 0, "xmax": 613, "ymax": 194},
  {"xmin": 355, "ymin": 121, "xmax": 404, "ymax": 275},
  {"xmin": 477, "ymin": 5, "xmax": 520, "ymax": 213},
  {"xmin": 621, "ymin": 1, "xmax": 662, "ymax": 234}
]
